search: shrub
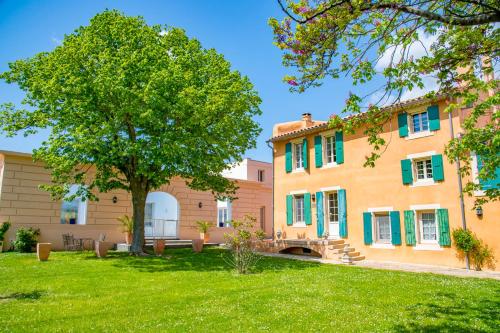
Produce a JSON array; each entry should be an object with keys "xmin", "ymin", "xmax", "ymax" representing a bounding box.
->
[
  {"xmin": 452, "ymin": 228, "xmax": 495, "ymax": 271},
  {"xmin": 0, "ymin": 221, "xmax": 11, "ymax": 241},
  {"xmin": 470, "ymin": 240, "xmax": 495, "ymax": 271},
  {"xmin": 255, "ymin": 229, "xmax": 266, "ymax": 241},
  {"xmin": 223, "ymin": 215, "xmax": 261, "ymax": 274},
  {"xmin": 452, "ymin": 228, "xmax": 478, "ymax": 253},
  {"xmin": 13, "ymin": 227, "xmax": 40, "ymax": 253}
]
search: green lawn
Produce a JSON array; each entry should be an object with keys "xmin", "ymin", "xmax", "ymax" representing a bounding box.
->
[{"xmin": 0, "ymin": 248, "xmax": 498, "ymax": 332}]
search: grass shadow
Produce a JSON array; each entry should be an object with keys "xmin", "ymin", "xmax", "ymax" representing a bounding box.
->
[
  {"xmin": 393, "ymin": 289, "xmax": 500, "ymax": 332},
  {"xmin": 0, "ymin": 290, "xmax": 44, "ymax": 301},
  {"xmin": 107, "ymin": 247, "xmax": 321, "ymax": 273}
]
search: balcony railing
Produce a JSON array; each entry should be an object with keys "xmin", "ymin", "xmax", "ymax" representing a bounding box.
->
[{"xmin": 144, "ymin": 218, "xmax": 178, "ymax": 239}]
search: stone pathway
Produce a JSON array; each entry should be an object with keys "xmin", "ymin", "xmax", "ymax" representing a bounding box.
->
[{"xmin": 260, "ymin": 252, "xmax": 500, "ymax": 280}]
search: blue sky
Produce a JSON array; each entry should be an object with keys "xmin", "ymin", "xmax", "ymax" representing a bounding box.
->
[{"xmin": 0, "ymin": 0, "xmax": 356, "ymax": 162}]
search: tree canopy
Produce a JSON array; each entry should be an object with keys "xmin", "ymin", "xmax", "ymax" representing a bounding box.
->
[
  {"xmin": 0, "ymin": 10, "xmax": 262, "ymax": 253},
  {"xmin": 270, "ymin": 0, "xmax": 499, "ymax": 205}
]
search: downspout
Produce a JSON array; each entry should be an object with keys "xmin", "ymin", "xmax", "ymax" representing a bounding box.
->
[
  {"xmin": 448, "ymin": 110, "xmax": 470, "ymax": 270},
  {"xmin": 266, "ymin": 139, "xmax": 275, "ymax": 239}
]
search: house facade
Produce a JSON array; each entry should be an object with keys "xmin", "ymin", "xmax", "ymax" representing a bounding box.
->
[
  {"xmin": 269, "ymin": 96, "xmax": 499, "ymax": 270},
  {"xmin": 0, "ymin": 152, "xmax": 272, "ymax": 250}
]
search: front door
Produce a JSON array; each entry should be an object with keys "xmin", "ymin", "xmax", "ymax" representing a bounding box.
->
[{"xmin": 327, "ymin": 192, "xmax": 340, "ymax": 239}]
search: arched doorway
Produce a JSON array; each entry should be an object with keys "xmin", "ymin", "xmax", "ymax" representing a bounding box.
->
[{"xmin": 144, "ymin": 192, "xmax": 179, "ymax": 239}]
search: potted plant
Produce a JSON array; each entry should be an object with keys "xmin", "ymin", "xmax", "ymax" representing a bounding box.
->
[
  {"xmin": 153, "ymin": 239, "xmax": 165, "ymax": 256},
  {"xmin": 117, "ymin": 215, "xmax": 134, "ymax": 245},
  {"xmin": 0, "ymin": 221, "xmax": 11, "ymax": 252},
  {"xmin": 192, "ymin": 239, "xmax": 204, "ymax": 253},
  {"xmin": 196, "ymin": 220, "xmax": 213, "ymax": 243},
  {"xmin": 37, "ymin": 243, "xmax": 52, "ymax": 261}
]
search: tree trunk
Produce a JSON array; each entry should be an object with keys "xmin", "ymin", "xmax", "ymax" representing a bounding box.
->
[{"xmin": 130, "ymin": 180, "xmax": 148, "ymax": 254}]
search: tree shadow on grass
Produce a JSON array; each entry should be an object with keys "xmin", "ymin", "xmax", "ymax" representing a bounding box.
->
[
  {"xmin": 393, "ymin": 290, "xmax": 500, "ymax": 332},
  {"xmin": 106, "ymin": 247, "xmax": 321, "ymax": 273},
  {"xmin": 0, "ymin": 290, "xmax": 44, "ymax": 301}
]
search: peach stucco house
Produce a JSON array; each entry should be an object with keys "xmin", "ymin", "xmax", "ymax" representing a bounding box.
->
[
  {"xmin": 267, "ymin": 95, "xmax": 499, "ymax": 271},
  {"xmin": 0, "ymin": 152, "xmax": 272, "ymax": 250}
]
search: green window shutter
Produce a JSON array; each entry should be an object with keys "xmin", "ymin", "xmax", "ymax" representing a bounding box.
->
[
  {"xmin": 285, "ymin": 143, "xmax": 292, "ymax": 173},
  {"xmin": 316, "ymin": 192, "xmax": 324, "ymax": 237},
  {"xmin": 302, "ymin": 138, "xmax": 308, "ymax": 169},
  {"xmin": 428, "ymin": 105, "xmax": 440, "ymax": 131},
  {"xmin": 335, "ymin": 131, "xmax": 344, "ymax": 164},
  {"xmin": 363, "ymin": 212, "xmax": 373, "ymax": 245},
  {"xmin": 304, "ymin": 193, "xmax": 312, "ymax": 225},
  {"xmin": 338, "ymin": 189, "xmax": 347, "ymax": 238},
  {"xmin": 431, "ymin": 154, "xmax": 444, "ymax": 181},
  {"xmin": 404, "ymin": 210, "xmax": 416, "ymax": 246},
  {"xmin": 314, "ymin": 136, "xmax": 323, "ymax": 168},
  {"xmin": 401, "ymin": 159, "xmax": 413, "ymax": 185},
  {"xmin": 398, "ymin": 113, "xmax": 408, "ymax": 137},
  {"xmin": 389, "ymin": 211, "xmax": 402, "ymax": 245},
  {"xmin": 477, "ymin": 155, "xmax": 500, "ymax": 190},
  {"xmin": 286, "ymin": 195, "xmax": 293, "ymax": 226},
  {"xmin": 437, "ymin": 208, "xmax": 451, "ymax": 246}
]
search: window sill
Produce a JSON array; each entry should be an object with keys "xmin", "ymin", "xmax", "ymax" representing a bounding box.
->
[
  {"xmin": 410, "ymin": 180, "xmax": 437, "ymax": 188},
  {"xmin": 291, "ymin": 168, "xmax": 305, "ymax": 174},
  {"xmin": 413, "ymin": 244, "xmax": 443, "ymax": 251},
  {"xmin": 405, "ymin": 131, "xmax": 433, "ymax": 141},
  {"xmin": 370, "ymin": 243, "xmax": 395, "ymax": 249},
  {"xmin": 292, "ymin": 223, "xmax": 307, "ymax": 228},
  {"xmin": 321, "ymin": 163, "xmax": 339, "ymax": 169}
]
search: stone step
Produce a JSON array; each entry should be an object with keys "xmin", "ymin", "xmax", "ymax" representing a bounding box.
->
[
  {"xmin": 337, "ymin": 251, "xmax": 362, "ymax": 259},
  {"xmin": 351, "ymin": 255, "xmax": 365, "ymax": 261},
  {"xmin": 330, "ymin": 247, "xmax": 355, "ymax": 254}
]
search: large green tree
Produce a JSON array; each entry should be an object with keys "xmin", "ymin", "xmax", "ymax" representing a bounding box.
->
[
  {"xmin": 0, "ymin": 10, "xmax": 261, "ymax": 254},
  {"xmin": 270, "ymin": 0, "xmax": 499, "ymax": 206}
]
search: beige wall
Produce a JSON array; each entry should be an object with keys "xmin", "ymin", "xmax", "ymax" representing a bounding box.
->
[
  {"xmin": 0, "ymin": 153, "xmax": 272, "ymax": 250},
  {"xmin": 272, "ymin": 100, "xmax": 500, "ymax": 270}
]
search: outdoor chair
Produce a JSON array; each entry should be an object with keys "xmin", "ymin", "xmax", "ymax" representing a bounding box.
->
[{"xmin": 62, "ymin": 233, "xmax": 83, "ymax": 251}]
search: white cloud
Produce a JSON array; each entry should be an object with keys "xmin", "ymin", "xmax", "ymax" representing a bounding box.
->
[
  {"xmin": 375, "ymin": 30, "xmax": 437, "ymax": 71},
  {"xmin": 400, "ymin": 75, "xmax": 439, "ymax": 101},
  {"xmin": 51, "ymin": 36, "xmax": 62, "ymax": 45}
]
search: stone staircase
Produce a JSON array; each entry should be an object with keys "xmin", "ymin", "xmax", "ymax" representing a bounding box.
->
[{"xmin": 326, "ymin": 239, "xmax": 365, "ymax": 262}]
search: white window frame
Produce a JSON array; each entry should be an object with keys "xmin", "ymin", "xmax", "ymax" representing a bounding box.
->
[
  {"xmin": 291, "ymin": 138, "xmax": 304, "ymax": 172},
  {"xmin": 414, "ymin": 158, "xmax": 433, "ymax": 181},
  {"xmin": 406, "ymin": 151, "xmax": 438, "ymax": 187},
  {"xmin": 410, "ymin": 110, "xmax": 429, "ymax": 134},
  {"xmin": 60, "ymin": 184, "xmax": 87, "ymax": 225},
  {"xmin": 471, "ymin": 153, "xmax": 486, "ymax": 197},
  {"xmin": 409, "ymin": 204, "xmax": 442, "ymax": 250},
  {"xmin": 217, "ymin": 199, "xmax": 232, "ymax": 228},
  {"xmin": 325, "ymin": 191, "xmax": 339, "ymax": 225},
  {"xmin": 321, "ymin": 130, "xmax": 339, "ymax": 169},
  {"xmin": 293, "ymin": 194, "xmax": 306, "ymax": 227}
]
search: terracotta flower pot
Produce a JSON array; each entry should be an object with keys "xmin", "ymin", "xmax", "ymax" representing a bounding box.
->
[
  {"xmin": 153, "ymin": 239, "xmax": 165, "ymax": 256},
  {"xmin": 95, "ymin": 241, "xmax": 113, "ymax": 258},
  {"xmin": 125, "ymin": 232, "xmax": 132, "ymax": 245},
  {"xmin": 192, "ymin": 239, "xmax": 204, "ymax": 253},
  {"xmin": 201, "ymin": 233, "xmax": 209, "ymax": 243},
  {"xmin": 37, "ymin": 243, "xmax": 51, "ymax": 261}
]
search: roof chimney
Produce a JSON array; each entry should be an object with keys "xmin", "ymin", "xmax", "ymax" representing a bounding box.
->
[{"xmin": 302, "ymin": 113, "xmax": 312, "ymax": 127}]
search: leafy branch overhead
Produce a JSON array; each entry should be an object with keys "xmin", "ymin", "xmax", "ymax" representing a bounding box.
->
[
  {"xmin": 0, "ymin": 10, "xmax": 262, "ymax": 253},
  {"xmin": 270, "ymin": 0, "xmax": 499, "ymax": 204}
]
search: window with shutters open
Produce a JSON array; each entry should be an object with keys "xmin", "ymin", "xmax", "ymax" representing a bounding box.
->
[
  {"xmin": 399, "ymin": 105, "xmax": 440, "ymax": 140},
  {"xmin": 407, "ymin": 205, "xmax": 450, "ymax": 250},
  {"xmin": 293, "ymin": 142, "xmax": 303, "ymax": 170},
  {"xmin": 402, "ymin": 151, "xmax": 444, "ymax": 187}
]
